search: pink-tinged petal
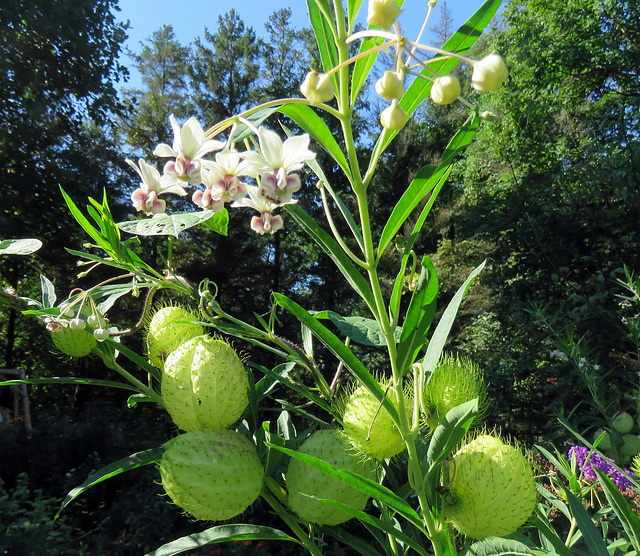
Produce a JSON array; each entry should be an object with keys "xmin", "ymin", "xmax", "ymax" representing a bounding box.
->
[
  {"xmin": 131, "ymin": 188, "xmax": 148, "ymax": 212},
  {"xmin": 251, "ymin": 215, "xmax": 266, "ymax": 234},
  {"xmin": 147, "ymin": 197, "xmax": 166, "ymax": 215},
  {"xmin": 153, "ymin": 143, "xmax": 176, "ymax": 158},
  {"xmin": 269, "ymin": 214, "xmax": 284, "ymax": 233}
]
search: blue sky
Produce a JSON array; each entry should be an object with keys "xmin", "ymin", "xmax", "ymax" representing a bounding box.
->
[{"xmin": 115, "ymin": 0, "xmax": 486, "ymax": 82}]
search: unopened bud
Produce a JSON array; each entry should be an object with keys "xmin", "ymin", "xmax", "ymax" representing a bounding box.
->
[
  {"xmin": 69, "ymin": 318, "xmax": 86, "ymax": 331},
  {"xmin": 430, "ymin": 75, "xmax": 461, "ymax": 105},
  {"xmin": 379, "ymin": 104, "xmax": 406, "ymax": 130},
  {"xmin": 479, "ymin": 111, "xmax": 499, "ymax": 121},
  {"xmin": 375, "ymin": 71, "xmax": 404, "ymax": 101},
  {"xmin": 367, "ymin": 0, "xmax": 402, "ymax": 30},
  {"xmin": 94, "ymin": 328, "xmax": 110, "ymax": 341},
  {"xmin": 300, "ymin": 71, "xmax": 335, "ymax": 105},
  {"xmin": 87, "ymin": 314, "xmax": 102, "ymax": 329},
  {"xmin": 471, "ymin": 54, "xmax": 508, "ymax": 92}
]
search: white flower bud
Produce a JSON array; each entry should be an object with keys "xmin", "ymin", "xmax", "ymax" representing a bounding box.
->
[
  {"xmin": 300, "ymin": 71, "xmax": 335, "ymax": 105},
  {"xmin": 379, "ymin": 104, "xmax": 406, "ymax": 130},
  {"xmin": 69, "ymin": 318, "xmax": 86, "ymax": 331},
  {"xmin": 367, "ymin": 0, "xmax": 402, "ymax": 30},
  {"xmin": 430, "ymin": 75, "xmax": 461, "ymax": 105},
  {"xmin": 375, "ymin": 71, "xmax": 404, "ymax": 101},
  {"xmin": 87, "ymin": 314, "xmax": 101, "ymax": 329},
  {"xmin": 93, "ymin": 328, "xmax": 110, "ymax": 341},
  {"xmin": 471, "ymin": 54, "xmax": 508, "ymax": 92},
  {"xmin": 479, "ymin": 110, "xmax": 499, "ymax": 121}
]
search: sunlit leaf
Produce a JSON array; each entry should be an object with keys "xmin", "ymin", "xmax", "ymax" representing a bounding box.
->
[
  {"xmin": 117, "ymin": 210, "xmax": 221, "ymax": 238},
  {"xmin": 0, "ymin": 238, "xmax": 42, "ymax": 255}
]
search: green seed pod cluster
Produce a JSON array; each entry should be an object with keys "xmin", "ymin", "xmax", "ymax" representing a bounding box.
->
[
  {"xmin": 341, "ymin": 384, "xmax": 407, "ymax": 460},
  {"xmin": 161, "ymin": 335, "xmax": 249, "ymax": 432},
  {"xmin": 146, "ymin": 305, "xmax": 204, "ymax": 368},
  {"xmin": 50, "ymin": 326, "xmax": 97, "ymax": 358},
  {"xmin": 591, "ymin": 411, "xmax": 640, "ymax": 464},
  {"xmin": 446, "ymin": 434, "xmax": 536, "ymax": 539},
  {"xmin": 424, "ymin": 354, "xmax": 487, "ymax": 430},
  {"xmin": 159, "ymin": 430, "xmax": 264, "ymax": 521},
  {"xmin": 286, "ymin": 429, "xmax": 376, "ymax": 525}
]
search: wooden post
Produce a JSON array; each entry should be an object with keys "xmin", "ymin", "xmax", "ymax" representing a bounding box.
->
[{"xmin": 0, "ymin": 368, "xmax": 32, "ymax": 432}]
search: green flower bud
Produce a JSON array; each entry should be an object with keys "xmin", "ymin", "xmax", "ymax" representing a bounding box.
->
[
  {"xmin": 446, "ymin": 434, "xmax": 536, "ymax": 539},
  {"xmin": 621, "ymin": 434, "xmax": 640, "ymax": 458},
  {"xmin": 424, "ymin": 354, "xmax": 487, "ymax": 430},
  {"xmin": 612, "ymin": 411, "xmax": 634, "ymax": 434},
  {"xmin": 375, "ymin": 71, "xmax": 404, "ymax": 101},
  {"xmin": 379, "ymin": 103, "xmax": 406, "ymax": 130},
  {"xmin": 341, "ymin": 384, "xmax": 407, "ymax": 459},
  {"xmin": 146, "ymin": 305, "xmax": 203, "ymax": 368},
  {"xmin": 162, "ymin": 335, "xmax": 249, "ymax": 431},
  {"xmin": 160, "ymin": 430, "xmax": 263, "ymax": 521},
  {"xmin": 50, "ymin": 326, "xmax": 97, "ymax": 357},
  {"xmin": 367, "ymin": 0, "xmax": 402, "ymax": 30},
  {"xmin": 300, "ymin": 71, "xmax": 335, "ymax": 105},
  {"xmin": 286, "ymin": 429, "xmax": 376, "ymax": 525},
  {"xmin": 430, "ymin": 75, "xmax": 461, "ymax": 105},
  {"xmin": 471, "ymin": 54, "xmax": 508, "ymax": 92}
]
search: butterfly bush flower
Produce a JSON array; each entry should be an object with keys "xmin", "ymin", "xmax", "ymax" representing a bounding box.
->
[
  {"xmin": 127, "ymin": 159, "xmax": 187, "ymax": 215},
  {"xmin": 242, "ymin": 127, "xmax": 315, "ymax": 205},
  {"xmin": 568, "ymin": 446, "xmax": 635, "ymax": 490},
  {"xmin": 153, "ymin": 115, "xmax": 225, "ymax": 186},
  {"xmin": 233, "ymin": 185, "xmax": 284, "ymax": 235}
]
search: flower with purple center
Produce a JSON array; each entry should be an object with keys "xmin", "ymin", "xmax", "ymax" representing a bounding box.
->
[{"xmin": 568, "ymin": 446, "xmax": 635, "ymax": 490}]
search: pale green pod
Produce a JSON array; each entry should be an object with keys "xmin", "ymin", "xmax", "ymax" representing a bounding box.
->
[
  {"xmin": 162, "ymin": 336, "xmax": 249, "ymax": 431},
  {"xmin": 50, "ymin": 326, "xmax": 97, "ymax": 357},
  {"xmin": 146, "ymin": 305, "xmax": 203, "ymax": 368},
  {"xmin": 160, "ymin": 430, "xmax": 263, "ymax": 521},
  {"xmin": 446, "ymin": 435, "xmax": 537, "ymax": 539},
  {"xmin": 286, "ymin": 429, "xmax": 376, "ymax": 526}
]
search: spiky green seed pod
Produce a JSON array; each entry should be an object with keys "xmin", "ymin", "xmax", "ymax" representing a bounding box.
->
[
  {"xmin": 446, "ymin": 434, "xmax": 536, "ymax": 539},
  {"xmin": 162, "ymin": 335, "xmax": 249, "ymax": 431},
  {"xmin": 146, "ymin": 305, "xmax": 203, "ymax": 368},
  {"xmin": 341, "ymin": 384, "xmax": 407, "ymax": 459},
  {"xmin": 593, "ymin": 428, "xmax": 612, "ymax": 451},
  {"xmin": 621, "ymin": 434, "xmax": 640, "ymax": 458},
  {"xmin": 612, "ymin": 411, "xmax": 634, "ymax": 434},
  {"xmin": 159, "ymin": 430, "xmax": 263, "ymax": 521},
  {"xmin": 50, "ymin": 326, "xmax": 97, "ymax": 357},
  {"xmin": 424, "ymin": 354, "xmax": 486, "ymax": 430},
  {"xmin": 286, "ymin": 429, "xmax": 376, "ymax": 525}
]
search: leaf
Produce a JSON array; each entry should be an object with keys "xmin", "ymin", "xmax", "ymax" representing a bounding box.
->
[
  {"xmin": 273, "ymin": 293, "xmax": 395, "ymax": 421},
  {"xmin": 146, "ymin": 524, "xmax": 301, "ymax": 556},
  {"xmin": 347, "ymin": 0, "xmax": 365, "ymax": 33},
  {"xmin": 0, "ymin": 238, "xmax": 42, "ymax": 255},
  {"xmin": 329, "ymin": 527, "xmax": 384, "ymax": 556},
  {"xmin": 425, "ymin": 399, "xmax": 478, "ymax": 477},
  {"xmin": 529, "ymin": 510, "xmax": 573, "ymax": 556},
  {"xmin": 57, "ymin": 447, "xmax": 163, "ymax": 519},
  {"xmin": 594, "ymin": 468, "xmax": 640, "ymax": 552},
  {"xmin": 231, "ymin": 106, "xmax": 280, "ymax": 142},
  {"xmin": 199, "ymin": 208, "xmax": 229, "ymax": 236},
  {"xmin": 106, "ymin": 338, "xmax": 162, "ymax": 382},
  {"xmin": 327, "ymin": 312, "xmax": 401, "ymax": 346},
  {"xmin": 0, "ymin": 377, "xmax": 140, "ymax": 392},
  {"xmin": 421, "ymin": 261, "xmax": 486, "ymax": 376},
  {"xmin": 266, "ymin": 442, "xmax": 425, "ymax": 530},
  {"xmin": 397, "ymin": 257, "xmax": 438, "ymax": 374},
  {"xmin": 40, "ymin": 274, "xmax": 56, "ymax": 309},
  {"xmin": 285, "ymin": 204, "xmax": 376, "ymax": 313},
  {"xmin": 117, "ymin": 210, "xmax": 219, "ymax": 238},
  {"xmin": 563, "ymin": 488, "xmax": 609, "ymax": 556},
  {"xmin": 378, "ymin": 114, "xmax": 478, "ymax": 258},
  {"xmin": 306, "ymin": 0, "xmax": 339, "ymax": 75},
  {"xmin": 462, "ymin": 537, "xmax": 535, "ymax": 556},
  {"xmin": 278, "ymin": 104, "xmax": 350, "ymax": 177}
]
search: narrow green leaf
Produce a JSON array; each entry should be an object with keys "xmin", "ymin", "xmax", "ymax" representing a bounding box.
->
[
  {"xmin": 40, "ymin": 274, "xmax": 56, "ymax": 309},
  {"xmin": 117, "ymin": 210, "xmax": 219, "ymax": 238},
  {"xmin": 266, "ymin": 442, "xmax": 425, "ymax": 530},
  {"xmin": 530, "ymin": 510, "xmax": 573, "ymax": 556},
  {"xmin": 60, "ymin": 187, "xmax": 111, "ymax": 253},
  {"xmin": 421, "ymin": 260, "xmax": 486, "ymax": 375},
  {"xmin": 397, "ymin": 257, "xmax": 438, "ymax": 374},
  {"xmin": 278, "ymin": 104, "xmax": 350, "ymax": 177},
  {"xmin": 536, "ymin": 485, "xmax": 572, "ymax": 521},
  {"xmin": 563, "ymin": 488, "xmax": 609, "ymax": 556},
  {"xmin": 347, "ymin": 0, "xmax": 364, "ymax": 33},
  {"xmin": 0, "ymin": 377, "xmax": 139, "ymax": 392},
  {"xmin": 106, "ymin": 338, "xmax": 162, "ymax": 382},
  {"xmin": 285, "ymin": 204, "xmax": 376, "ymax": 312},
  {"xmin": 595, "ymin": 468, "xmax": 640, "ymax": 552},
  {"xmin": 462, "ymin": 536, "xmax": 535, "ymax": 556},
  {"xmin": 273, "ymin": 293, "xmax": 396, "ymax": 422},
  {"xmin": 231, "ymin": 106, "xmax": 280, "ymax": 142},
  {"xmin": 378, "ymin": 114, "xmax": 477, "ymax": 258},
  {"xmin": 0, "ymin": 238, "xmax": 42, "ymax": 255},
  {"xmin": 425, "ymin": 399, "xmax": 478, "ymax": 477},
  {"xmin": 146, "ymin": 524, "xmax": 301, "ymax": 556},
  {"xmin": 327, "ymin": 312, "xmax": 401, "ymax": 347},
  {"xmin": 329, "ymin": 527, "xmax": 384, "ymax": 556},
  {"xmin": 57, "ymin": 447, "xmax": 163, "ymax": 519},
  {"xmin": 306, "ymin": 0, "xmax": 339, "ymax": 75}
]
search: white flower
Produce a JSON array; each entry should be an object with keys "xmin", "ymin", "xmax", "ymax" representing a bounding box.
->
[
  {"xmin": 127, "ymin": 159, "xmax": 187, "ymax": 215},
  {"xmin": 153, "ymin": 115, "xmax": 225, "ymax": 185},
  {"xmin": 251, "ymin": 212, "xmax": 284, "ymax": 235},
  {"xmin": 242, "ymin": 128, "xmax": 315, "ymax": 177},
  {"xmin": 233, "ymin": 185, "xmax": 289, "ymax": 235},
  {"xmin": 201, "ymin": 150, "xmax": 250, "ymax": 203}
]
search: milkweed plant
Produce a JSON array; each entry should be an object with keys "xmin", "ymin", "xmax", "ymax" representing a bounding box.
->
[{"xmin": 3, "ymin": 0, "xmax": 640, "ymax": 555}]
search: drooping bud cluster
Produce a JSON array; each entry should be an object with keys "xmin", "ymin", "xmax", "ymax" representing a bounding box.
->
[
  {"xmin": 446, "ymin": 434, "xmax": 537, "ymax": 539},
  {"xmin": 285, "ymin": 429, "xmax": 376, "ymax": 525}
]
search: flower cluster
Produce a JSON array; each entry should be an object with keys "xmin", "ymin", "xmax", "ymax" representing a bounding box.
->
[
  {"xmin": 568, "ymin": 446, "xmax": 635, "ymax": 490},
  {"xmin": 128, "ymin": 116, "xmax": 315, "ymax": 235}
]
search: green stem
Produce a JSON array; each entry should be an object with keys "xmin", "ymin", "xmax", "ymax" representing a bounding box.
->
[{"xmin": 98, "ymin": 351, "xmax": 162, "ymax": 404}]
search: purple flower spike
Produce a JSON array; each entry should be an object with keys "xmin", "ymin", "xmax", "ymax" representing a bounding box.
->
[{"xmin": 568, "ymin": 446, "xmax": 635, "ymax": 490}]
